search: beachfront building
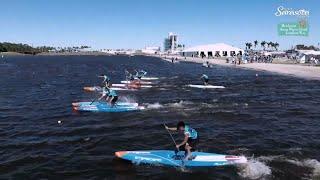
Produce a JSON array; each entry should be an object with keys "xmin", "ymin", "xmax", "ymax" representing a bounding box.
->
[
  {"xmin": 164, "ymin": 32, "xmax": 178, "ymax": 52},
  {"xmin": 180, "ymin": 43, "xmax": 244, "ymax": 58}
]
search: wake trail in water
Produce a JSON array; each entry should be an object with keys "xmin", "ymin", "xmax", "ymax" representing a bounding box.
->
[
  {"xmin": 237, "ymin": 157, "xmax": 272, "ymax": 179},
  {"xmin": 286, "ymin": 159, "xmax": 320, "ymax": 178},
  {"xmin": 237, "ymin": 155, "xmax": 320, "ymax": 179},
  {"xmin": 145, "ymin": 100, "xmax": 194, "ymax": 110}
]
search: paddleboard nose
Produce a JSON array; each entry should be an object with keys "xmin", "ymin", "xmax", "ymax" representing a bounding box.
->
[
  {"xmin": 72, "ymin": 102, "xmax": 79, "ymax": 106},
  {"xmin": 115, "ymin": 151, "xmax": 127, "ymax": 158},
  {"xmin": 234, "ymin": 156, "xmax": 247, "ymax": 164},
  {"xmin": 225, "ymin": 155, "xmax": 248, "ymax": 164}
]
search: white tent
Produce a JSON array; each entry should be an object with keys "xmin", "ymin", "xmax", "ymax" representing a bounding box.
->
[
  {"xmin": 304, "ymin": 50, "xmax": 320, "ymax": 55},
  {"xmin": 297, "ymin": 50, "xmax": 320, "ymax": 63},
  {"xmin": 181, "ymin": 43, "xmax": 243, "ymax": 57}
]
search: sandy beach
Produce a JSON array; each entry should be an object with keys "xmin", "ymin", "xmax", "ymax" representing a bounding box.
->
[{"xmin": 158, "ymin": 55, "xmax": 320, "ymax": 81}]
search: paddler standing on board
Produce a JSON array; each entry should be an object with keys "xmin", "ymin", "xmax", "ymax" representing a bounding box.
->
[
  {"xmin": 200, "ymin": 74, "xmax": 209, "ymax": 85},
  {"xmin": 98, "ymin": 74, "xmax": 110, "ymax": 87},
  {"xmin": 165, "ymin": 121, "xmax": 198, "ymax": 160},
  {"xmin": 99, "ymin": 82, "xmax": 118, "ymax": 106}
]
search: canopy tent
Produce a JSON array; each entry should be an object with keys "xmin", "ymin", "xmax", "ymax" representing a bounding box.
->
[
  {"xmin": 297, "ymin": 50, "xmax": 320, "ymax": 55},
  {"xmin": 181, "ymin": 43, "xmax": 243, "ymax": 57}
]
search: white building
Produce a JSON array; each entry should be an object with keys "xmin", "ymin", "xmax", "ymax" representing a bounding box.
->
[
  {"xmin": 164, "ymin": 32, "xmax": 178, "ymax": 52},
  {"xmin": 181, "ymin": 43, "xmax": 244, "ymax": 58}
]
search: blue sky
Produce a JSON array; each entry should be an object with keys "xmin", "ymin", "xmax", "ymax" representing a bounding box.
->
[{"xmin": 0, "ymin": 0, "xmax": 319, "ymax": 50}]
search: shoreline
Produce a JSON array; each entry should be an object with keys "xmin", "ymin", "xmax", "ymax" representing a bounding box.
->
[
  {"xmin": 0, "ymin": 51, "xmax": 115, "ymax": 56},
  {"xmin": 155, "ymin": 55, "xmax": 320, "ymax": 81},
  {"xmin": 2, "ymin": 52, "xmax": 319, "ymax": 81}
]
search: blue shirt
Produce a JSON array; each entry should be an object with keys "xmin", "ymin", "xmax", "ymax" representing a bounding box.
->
[
  {"xmin": 184, "ymin": 125, "xmax": 198, "ymax": 139},
  {"xmin": 103, "ymin": 75, "xmax": 110, "ymax": 82},
  {"xmin": 136, "ymin": 70, "xmax": 147, "ymax": 78},
  {"xmin": 101, "ymin": 87, "xmax": 108, "ymax": 96},
  {"xmin": 108, "ymin": 89, "xmax": 117, "ymax": 97},
  {"xmin": 202, "ymin": 74, "xmax": 208, "ymax": 79}
]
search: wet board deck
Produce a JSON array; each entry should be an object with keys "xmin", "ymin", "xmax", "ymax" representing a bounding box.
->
[
  {"xmin": 72, "ymin": 102, "xmax": 144, "ymax": 112},
  {"xmin": 188, "ymin": 85, "xmax": 225, "ymax": 89},
  {"xmin": 135, "ymin": 77, "xmax": 159, "ymax": 80},
  {"xmin": 112, "ymin": 84, "xmax": 152, "ymax": 88},
  {"xmin": 121, "ymin": 81, "xmax": 153, "ymax": 85},
  {"xmin": 83, "ymin": 86, "xmax": 132, "ymax": 91},
  {"xmin": 115, "ymin": 150, "xmax": 247, "ymax": 167}
]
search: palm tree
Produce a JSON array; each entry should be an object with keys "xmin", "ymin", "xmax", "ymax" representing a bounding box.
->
[
  {"xmin": 270, "ymin": 42, "xmax": 276, "ymax": 50},
  {"xmin": 274, "ymin": 42, "xmax": 279, "ymax": 51},
  {"xmin": 261, "ymin": 41, "xmax": 266, "ymax": 50},
  {"xmin": 254, "ymin": 40, "xmax": 258, "ymax": 49},
  {"xmin": 267, "ymin": 42, "xmax": 271, "ymax": 49}
]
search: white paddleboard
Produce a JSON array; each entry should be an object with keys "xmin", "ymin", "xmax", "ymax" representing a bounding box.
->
[
  {"xmin": 188, "ymin": 84, "xmax": 225, "ymax": 89},
  {"xmin": 135, "ymin": 77, "xmax": 159, "ymax": 80},
  {"xmin": 112, "ymin": 84, "xmax": 152, "ymax": 88},
  {"xmin": 110, "ymin": 87, "xmax": 133, "ymax": 91},
  {"xmin": 121, "ymin": 81, "xmax": 153, "ymax": 85}
]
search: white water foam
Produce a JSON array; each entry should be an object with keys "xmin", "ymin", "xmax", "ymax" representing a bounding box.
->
[
  {"xmin": 168, "ymin": 100, "xmax": 192, "ymax": 108},
  {"xmin": 146, "ymin": 102, "xmax": 163, "ymax": 109},
  {"xmin": 120, "ymin": 96, "xmax": 137, "ymax": 103},
  {"xmin": 286, "ymin": 159, "xmax": 320, "ymax": 178},
  {"xmin": 237, "ymin": 158, "xmax": 272, "ymax": 179},
  {"xmin": 238, "ymin": 155, "xmax": 320, "ymax": 179}
]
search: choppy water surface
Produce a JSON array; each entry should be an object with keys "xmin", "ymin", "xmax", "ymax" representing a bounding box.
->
[{"xmin": 0, "ymin": 55, "xmax": 319, "ymax": 179}]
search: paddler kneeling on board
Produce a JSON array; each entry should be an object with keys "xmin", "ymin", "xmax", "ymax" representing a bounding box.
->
[
  {"xmin": 98, "ymin": 74, "xmax": 110, "ymax": 87},
  {"xmin": 125, "ymin": 70, "xmax": 135, "ymax": 81},
  {"xmin": 135, "ymin": 70, "xmax": 147, "ymax": 80},
  {"xmin": 99, "ymin": 83, "xmax": 118, "ymax": 106},
  {"xmin": 165, "ymin": 121, "xmax": 198, "ymax": 160},
  {"xmin": 200, "ymin": 74, "xmax": 209, "ymax": 85}
]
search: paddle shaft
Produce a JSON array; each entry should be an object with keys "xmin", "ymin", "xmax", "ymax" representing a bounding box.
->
[
  {"xmin": 90, "ymin": 97, "xmax": 98, "ymax": 105},
  {"xmin": 163, "ymin": 124, "xmax": 179, "ymax": 151},
  {"xmin": 163, "ymin": 124, "xmax": 185, "ymax": 167}
]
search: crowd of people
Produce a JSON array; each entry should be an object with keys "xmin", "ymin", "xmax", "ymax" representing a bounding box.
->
[{"xmin": 226, "ymin": 52, "xmax": 274, "ymax": 65}]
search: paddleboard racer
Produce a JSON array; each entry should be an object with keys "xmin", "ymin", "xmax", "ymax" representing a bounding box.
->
[
  {"xmin": 99, "ymin": 82, "xmax": 118, "ymax": 106},
  {"xmin": 200, "ymin": 74, "xmax": 209, "ymax": 85},
  {"xmin": 98, "ymin": 74, "xmax": 111, "ymax": 87},
  {"xmin": 165, "ymin": 121, "xmax": 198, "ymax": 160},
  {"xmin": 125, "ymin": 70, "xmax": 135, "ymax": 81},
  {"xmin": 135, "ymin": 70, "xmax": 147, "ymax": 80}
]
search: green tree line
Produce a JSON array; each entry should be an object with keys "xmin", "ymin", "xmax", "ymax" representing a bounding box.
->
[{"xmin": 0, "ymin": 42, "xmax": 54, "ymax": 54}]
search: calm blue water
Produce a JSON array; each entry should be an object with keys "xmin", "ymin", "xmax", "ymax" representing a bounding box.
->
[{"xmin": 0, "ymin": 55, "xmax": 319, "ymax": 179}]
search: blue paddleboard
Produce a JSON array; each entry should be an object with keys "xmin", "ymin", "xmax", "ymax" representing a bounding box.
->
[
  {"xmin": 72, "ymin": 102, "xmax": 144, "ymax": 112},
  {"xmin": 115, "ymin": 150, "xmax": 247, "ymax": 167}
]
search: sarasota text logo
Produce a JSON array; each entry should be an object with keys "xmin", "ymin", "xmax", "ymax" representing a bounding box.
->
[{"xmin": 275, "ymin": 6, "xmax": 310, "ymax": 17}]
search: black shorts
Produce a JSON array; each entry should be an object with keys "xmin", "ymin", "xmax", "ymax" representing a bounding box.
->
[
  {"xmin": 111, "ymin": 96, "xmax": 118, "ymax": 104},
  {"xmin": 179, "ymin": 138, "xmax": 199, "ymax": 151},
  {"xmin": 204, "ymin": 79, "xmax": 209, "ymax": 83}
]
